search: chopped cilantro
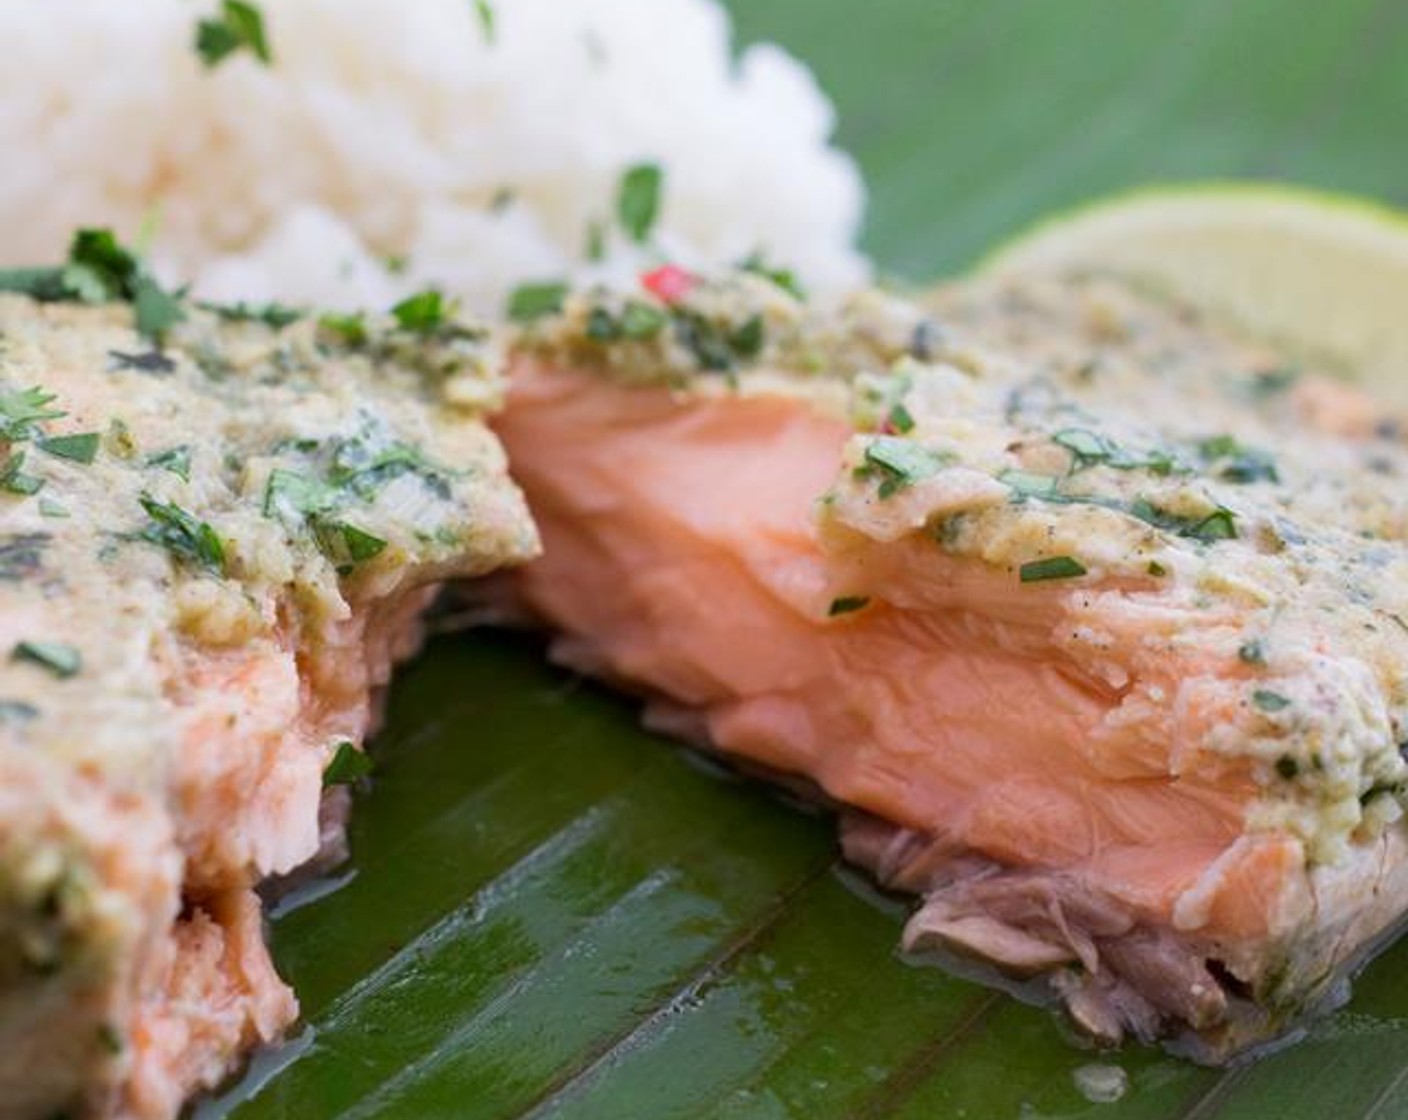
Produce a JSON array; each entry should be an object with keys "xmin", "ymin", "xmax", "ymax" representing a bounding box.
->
[
  {"xmin": 1252, "ymin": 689, "xmax": 1291, "ymax": 713},
  {"xmin": 672, "ymin": 312, "xmax": 736, "ymax": 372},
  {"xmin": 36, "ymin": 432, "xmax": 99, "ymax": 464},
  {"xmin": 1019, "ymin": 555, "xmax": 1087, "ymax": 583},
  {"xmin": 38, "ymin": 498, "xmax": 68, "ymax": 519},
  {"xmin": 1238, "ymin": 639, "xmax": 1267, "ymax": 666},
  {"xmin": 391, "ymin": 289, "xmax": 451, "ymax": 333},
  {"xmin": 1146, "ymin": 560, "xmax": 1168, "ymax": 577},
  {"xmin": 206, "ymin": 300, "xmax": 302, "ymax": 329},
  {"xmin": 0, "ymin": 535, "xmax": 46, "ymax": 580},
  {"xmin": 321, "ymin": 521, "xmax": 387, "ymax": 564},
  {"xmin": 507, "ymin": 281, "xmax": 567, "ymax": 323},
  {"xmin": 886, "ymin": 403, "xmax": 916, "ymax": 434},
  {"xmin": 318, "ymin": 312, "xmax": 369, "ymax": 347},
  {"xmin": 473, "ymin": 0, "xmax": 496, "ymax": 43},
  {"xmin": 616, "ymin": 163, "xmax": 663, "ymax": 243},
  {"xmin": 146, "ymin": 445, "xmax": 192, "ymax": 482},
  {"xmin": 0, "ymin": 452, "xmax": 43, "ymax": 496},
  {"xmin": 1275, "ymin": 756, "xmax": 1299, "ymax": 780},
  {"xmin": 861, "ymin": 436, "xmax": 947, "ymax": 498},
  {"xmin": 620, "ymin": 301, "xmax": 667, "ymax": 339},
  {"xmin": 0, "ymin": 699, "xmax": 38, "ymax": 724},
  {"xmin": 1053, "ymin": 427, "xmax": 1181, "ymax": 476},
  {"xmin": 196, "ymin": 1, "xmax": 273, "ymax": 68},
  {"xmin": 0, "ymin": 386, "xmax": 65, "ymax": 442},
  {"xmin": 109, "ymin": 350, "xmax": 175, "ymax": 375},
  {"xmin": 12, "ymin": 640, "xmax": 80, "ymax": 679},
  {"xmin": 0, "ymin": 229, "xmax": 184, "ymax": 342},
  {"xmin": 1197, "ymin": 434, "xmax": 1279, "ymax": 484},
  {"xmin": 263, "ymin": 468, "xmax": 337, "ymax": 520},
  {"xmin": 133, "ymin": 278, "xmax": 185, "ymax": 339},
  {"xmin": 583, "ymin": 219, "xmax": 607, "ymax": 263},
  {"xmin": 729, "ymin": 315, "xmax": 765, "ymax": 359},
  {"xmin": 738, "ymin": 251, "xmax": 806, "ymax": 301},
  {"xmin": 1129, "ymin": 498, "xmax": 1238, "ymax": 543},
  {"xmin": 1247, "ymin": 367, "xmax": 1300, "ymax": 399},
  {"xmin": 585, "ymin": 302, "xmax": 668, "ymax": 343},
  {"xmin": 1188, "ymin": 507, "xmax": 1238, "ymax": 542},
  {"xmin": 1053, "ymin": 428, "xmax": 1113, "ymax": 467},
  {"xmin": 324, "ymin": 740, "xmax": 373, "ymax": 786},
  {"xmin": 138, "ymin": 495, "xmax": 226, "ymax": 575},
  {"xmin": 264, "ymin": 467, "xmax": 389, "ymax": 571},
  {"xmin": 999, "ymin": 469, "xmax": 1060, "ymax": 500},
  {"xmin": 95, "ymin": 1023, "xmax": 124, "ymax": 1056},
  {"xmin": 828, "ymin": 596, "xmax": 870, "ymax": 616}
]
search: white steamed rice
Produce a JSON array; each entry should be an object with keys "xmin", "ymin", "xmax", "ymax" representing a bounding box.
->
[{"xmin": 0, "ymin": 0, "xmax": 867, "ymax": 312}]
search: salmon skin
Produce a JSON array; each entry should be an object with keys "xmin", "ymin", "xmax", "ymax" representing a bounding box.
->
[
  {"xmin": 495, "ymin": 268, "xmax": 1408, "ymax": 1060},
  {"xmin": 0, "ymin": 293, "xmax": 537, "ymax": 1118}
]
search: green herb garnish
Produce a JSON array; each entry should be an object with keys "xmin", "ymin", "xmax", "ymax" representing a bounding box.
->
[
  {"xmin": 886, "ymin": 403, "xmax": 916, "ymax": 434},
  {"xmin": 109, "ymin": 350, "xmax": 175, "ymax": 375},
  {"xmin": 828, "ymin": 596, "xmax": 870, "ymax": 617},
  {"xmin": 264, "ymin": 467, "xmax": 389, "ymax": 571},
  {"xmin": 1238, "ymin": 639, "xmax": 1267, "ymax": 666},
  {"xmin": 0, "ymin": 452, "xmax": 43, "ymax": 496},
  {"xmin": 1197, "ymin": 434, "xmax": 1279, "ymax": 484},
  {"xmin": 38, "ymin": 499, "xmax": 68, "ymax": 519},
  {"xmin": 0, "ymin": 387, "xmax": 64, "ymax": 442},
  {"xmin": 324, "ymin": 740, "xmax": 373, "ymax": 786},
  {"xmin": 146, "ymin": 446, "xmax": 192, "ymax": 482},
  {"xmin": 1129, "ymin": 498, "xmax": 1239, "ymax": 543},
  {"xmin": 473, "ymin": 0, "xmax": 496, "ymax": 43},
  {"xmin": 616, "ymin": 163, "xmax": 663, "ymax": 243},
  {"xmin": 138, "ymin": 495, "xmax": 226, "ymax": 575},
  {"xmin": 999, "ymin": 469, "xmax": 1060, "ymax": 500},
  {"xmin": 316, "ymin": 521, "xmax": 387, "ymax": 566},
  {"xmin": 206, "ymin": 300, "xmax": 301, "ymax": 329},
  {"xmin": 196, "ymin": 1, "xmax": 273, "ymax": 68},
  {"xmin": 0, "ymin": 229, "xmax": 184, "ymax": 342},
  {"xmin": 36, "ymin": 432, "xmax": 99, "ymax": 464},
  {"xmin": 1275, "ymin": 756, "xmax": 1299, "ymax": 780},
  {"xmin": 1247, "ymin": 367, "xmax": 1300, "ymax": 400},
  {"xmin": 1053, "ymin": 428, "xmax": 1114, "ymax": 468},
  {"xmin": 507, "ymin": 281, "xmax": 568, "ymax": 323},
  {"xmin": 12, "ymin": 640, "xmax": 80, "ymax": 679},
  {"xmin": 318, "ymin": 312, "xmax": 368, "ymax": 347},
  {"xmin": 1019, "ymin": 555, "xmax": 1087, "ymax": 583},
  {"xmin": 583, "ymin": 219, "xmax": 607, "ymax": 263},
  {"xmin": 391, "ymin": 289, "xmax": 450, "ymax": 333},
  {"xmin": 0, "ymin": 535, "xmax": 46, "ymax": 581},
  {"xmin": 0, "ymin": 700, "xmax": 38, "ymax": 724},
  {"xmin": 1253, "ymin": 689, "xmax": 1291, "ymax": 713},
  {"xmin": 738, "ymin": 251, "xmax": 806, "ymax": 301},
  {"xmin": 861, "ymin": 436, "xmax": 947, "ymax": 498},
  {"xmin": 1146, "ymin": 560, "xmax": 1168, "ymax": 577}
]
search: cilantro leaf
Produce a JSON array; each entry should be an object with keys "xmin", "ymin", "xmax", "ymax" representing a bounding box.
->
[
  {"xmin": 36, "ymin": 432, "xmax": 99, "ymax": 464},
  {"xmin": 12, "ymin": 640, "xmax": 81, "ymax": 679},
  {"xmin": 507, "ymin": 282, "xmax": 568, "ymax": 323},
  {"xmin": 392, "ymin": 289, "xmax": 451, "ymax": 333},
  {"xmin": 616, "ymin": 163, "xmax": 663, "ymax": 243},
  {"xmin": 138, "ymin": 495, "xmax": 226, "ymax": 575},
  {"xmin": 324, "ymin": 740, "xmax": 373, "ymax": 786},
  {"xmin": 1019, "ymin": 556, "xmax": 1087, "ymax": 583},
  {"xmin": 196, "ymin": 1, "xmax": 273, "ymax": 68}
]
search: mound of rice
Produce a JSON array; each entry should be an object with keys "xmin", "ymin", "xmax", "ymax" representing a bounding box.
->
[{"xmin": 0, "ymin": 0, "xmax": 866, "ymax": 312}]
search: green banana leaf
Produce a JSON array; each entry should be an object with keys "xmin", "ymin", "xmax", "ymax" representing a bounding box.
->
[{"xmin": 206, "ymin": 3, "xmax": 1408, "ymax": 1116}]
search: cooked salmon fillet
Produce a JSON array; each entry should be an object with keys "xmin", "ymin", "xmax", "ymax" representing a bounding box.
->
[
  {"xmin": 0, "ymin": 289, "xmax": 536, "ymax": 1118},
  {"xmin": 494, "ymin": 268, "xmax": 1408, "ymax": 1059}
]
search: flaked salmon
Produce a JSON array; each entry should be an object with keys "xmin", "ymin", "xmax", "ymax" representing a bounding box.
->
[
  {"xmin": 495, "ymin": 268, "xmax": 1408, "ymax": 1058},
  {"xmin": 0, "ymin": 271, "xmax": 536, "ymax": 1118}
]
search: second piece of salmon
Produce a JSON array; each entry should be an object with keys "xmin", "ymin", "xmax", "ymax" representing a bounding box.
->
[{"xmin": 494, "ymin": 268, "xmax": 1408, "ymax": 1059}]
